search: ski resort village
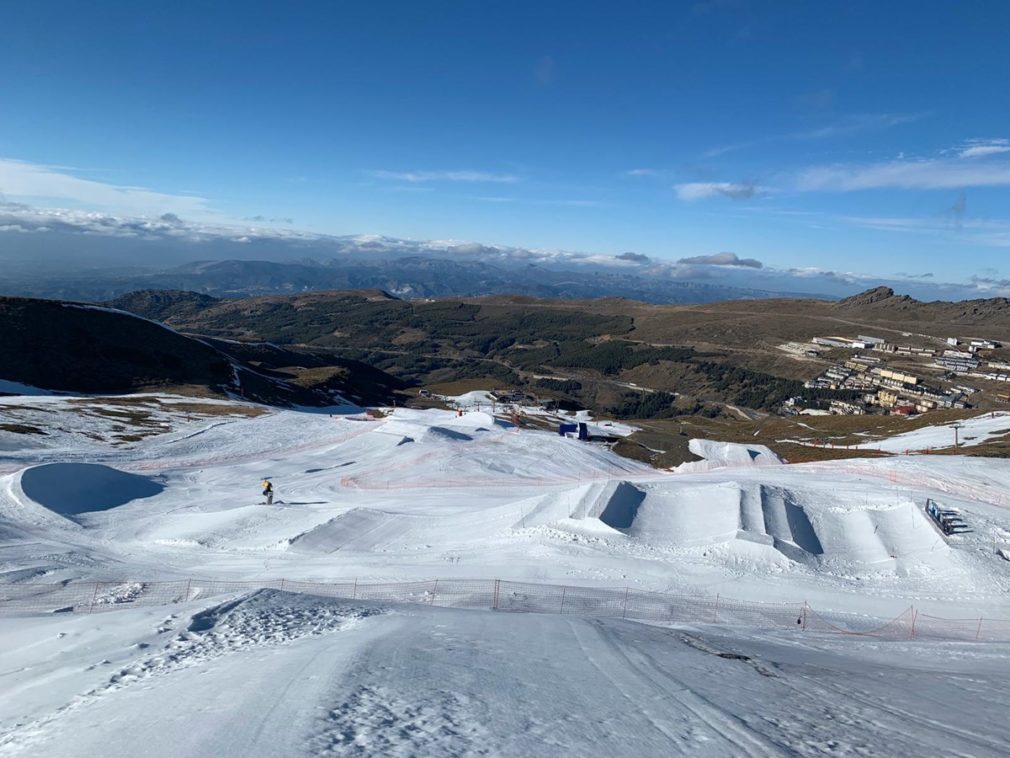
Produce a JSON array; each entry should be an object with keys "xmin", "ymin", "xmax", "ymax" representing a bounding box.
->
[{"xmin": 781, "ymin": 332, "xmax": 1008, "ymax": 416}]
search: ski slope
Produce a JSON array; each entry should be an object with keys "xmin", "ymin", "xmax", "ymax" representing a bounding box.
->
[
  {"xmin": 2, "ymin": 590, "xmax": 1009, "ymax": 757},
  {"xmin": 3, "ymin": 392, "xmax": 1010, "ymax": 754},
  {"xmin": 2, "ymin": 393, "xmax": 1010, "ymax": 615},
  {"xmin": 850, "ymin": 411, "xmax": 1010, "ymax": 452}
]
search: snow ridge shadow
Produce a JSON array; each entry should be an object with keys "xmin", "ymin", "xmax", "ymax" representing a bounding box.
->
[{"xmin": 19, "ymin": 462, "xmax": 164, "ymax": 518}]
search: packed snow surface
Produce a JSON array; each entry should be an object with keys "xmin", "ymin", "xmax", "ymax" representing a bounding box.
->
[
  {"xmin": 3, "ymin": 392, "xmax": 1010, "ymax": 754},
  {"xmin": 851, "ymin": 411, "xmax": 1010, "ymax": 452},
  {"xmin": 1, "ymin": 394, "xmax": 1010, "ymax": 614},
  {"xmin": 675, "ymin": 439, "xmax": 782, "ymax": 472},
  {"xmin": 2, "ymin": 590, "xmax": 1009, "ymax": 757}
]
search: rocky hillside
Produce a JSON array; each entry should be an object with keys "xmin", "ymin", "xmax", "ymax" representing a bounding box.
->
[
  {"xmin": 109, "ymin": 289, "xmax": 221, "ymax": 323},
  {"xmin": 833, "ymin": 286, "xmax": 1010, "ymax": 326},
  {"xmin": 100, "ymin": 286, "xmax": 1010, "ymax": 416},
  {"xmin": 0, "ymin": 296, "xmax": 404, "ymax": 406},
  {"xmin": 0, "ymin": 297, "xmax": 236, "ymax": 395}
]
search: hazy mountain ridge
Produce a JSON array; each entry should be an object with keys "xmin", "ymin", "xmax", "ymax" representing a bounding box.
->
[{"xmin": 1, "ymin": 255, "xmax": 815, "ymax": 304}]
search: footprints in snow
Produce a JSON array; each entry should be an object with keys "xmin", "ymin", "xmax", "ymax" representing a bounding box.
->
[
  {"xmin": 105, "ymin": 593, "xmax": 380, "ymax": 690},
  {"xmin": 310, "ymin": 685, "xmax": 491, "ymax": 756},
  {"xmin": 0, "ymin": 593, "xmax": 381, "ymax": 753}
]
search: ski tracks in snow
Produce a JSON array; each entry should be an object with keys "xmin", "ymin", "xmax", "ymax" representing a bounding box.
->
[{"xmin": 571, "ymin": 619, "xmax": 787, "ymax": 756}]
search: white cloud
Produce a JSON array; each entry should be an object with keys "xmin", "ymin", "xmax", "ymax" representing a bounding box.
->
[
  {"xmin": 674, "ymin": 181, "xmax": 759, "ymax": 201},
  {"xmin": 367, "ymin": 170, "xmax": 519, "ymax": 184},
  {"xmin": 0, "ymin": 201, "xmax": 322, "ymax": 243},
  {"xmin": 794, "ymin": 112, "xmax": 925, "ymax": 141},
  {"xmin": 0, "ymin": 158, "xmax": 212, "ymax": 217},
  {"xmin": 541, "ymin": 199, "xmax": 607, "ymax": 207},
  {"xmin": 704, "ymin": 112, "xmax": 926, "ymax": 157},
  {"xmin": 958, "ymin": 139, "xmax": 1010, "ymax": 159},
  {"xmin": 678, "ymin": 251, "xmax": 762, "ymax": 268},
  {"xmin": 472, "ymin": 196, "xmax": 607, "ymax": 208},
  {"xmin": 796, "ymin": 157, "xmax": 1010, "ymax": 191},
  {"xmin": 474, "ymin": 196, "xmax": 518, "ymax": 203},
  {"xmin": 626, "ymin": 168, "xmax": 659, "ymax": 177}
]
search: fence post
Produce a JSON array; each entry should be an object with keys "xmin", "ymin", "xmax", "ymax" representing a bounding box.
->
[
  {"xmin": 802, "ymin": 602, "xmax": 808, "ymax": 631},
  {"xmin": 185, "ymin": 578, "xmax": 192, "ymax": 602},
  {"xmin": 88, "ymin": 582, "xmax": 100, "ymax": 614},
  {"xmin": 352, "ymin": 578, "xmax": 357, "ymax": 599},
  {"xmin": 622, "ymin": 587, "xmax": 629, "ymax": 619},
  {"xmin": 279, "ymin": 578, "xmax": 286, "ymax": 591},
  {"xmin": 430, "ymin": 579, "xmax": 438, "ymax": 605},
  {"xmin": 910, "ymin": 607, "xmax": 918, "ymax": 639},
  {"xmin": 976, "ymin": 617, "xmax": 984, "ymax": 641},
  {"xmin": 559, "ymin": 587, "xmax": 567, "ymax": 615},
  {"xmin": 714, "ymin": 593, "xmax": 720, "ymax": 623},
  {"xmin": 492, "ymin": 579, "xmax": 500, "ymax": 610}
]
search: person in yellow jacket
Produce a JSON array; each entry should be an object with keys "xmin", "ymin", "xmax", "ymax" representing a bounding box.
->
[{"xmin": 261, "ymin": 479, "xmax": 274, "ymax": 505}]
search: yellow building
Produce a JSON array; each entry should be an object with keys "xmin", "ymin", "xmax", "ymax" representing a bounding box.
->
[{"xmin": 877, "ymin": 390, "xmax": 899, "ymax": 408}]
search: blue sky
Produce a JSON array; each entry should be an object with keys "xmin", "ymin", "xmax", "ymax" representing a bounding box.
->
[{"xmin": 2, "ymin": 1, "xmax": 1010, "ymax": 288}]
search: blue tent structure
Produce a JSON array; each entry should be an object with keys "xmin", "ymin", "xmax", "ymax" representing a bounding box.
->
[{"xmin": 558, "ymin": 422, "xmax": 589, "ymax": 440}]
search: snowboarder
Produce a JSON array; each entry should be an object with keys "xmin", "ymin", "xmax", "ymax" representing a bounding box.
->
[{"xmin": 261, "ymin": 479, "xmax": 274, "ymax": 505}]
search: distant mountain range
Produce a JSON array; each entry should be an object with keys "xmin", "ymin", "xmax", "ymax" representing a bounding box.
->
[
  {"xmin": 1, "ymin": 205, "xmax": 1001, "ymax": 302},
  {"xmin": 1, "ymin": 254, "xmax": 819, "ymax": 304}
]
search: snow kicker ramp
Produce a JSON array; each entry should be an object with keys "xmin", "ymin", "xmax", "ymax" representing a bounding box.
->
[
  {"xmin": 674, "ymin": 439, "xmax": 782, "ymax": 473},
  {"xmin": 567, "ymin": 480, "xmax": 950, "ymax": 573},
  {"xmin": 288, "ymin": 500, "xmax": 533, "ymax": 554},
  {"xmin": 17, "ymin": 463, "xmax": 164, "ymax": 518}
]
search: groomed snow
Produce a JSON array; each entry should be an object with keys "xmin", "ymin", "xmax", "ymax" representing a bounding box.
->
[
  {"xmin": 2, "ymin": 590, "xmax": 1009, "ymax": 757},
  {"xmin": 1, "ymin": 395, "xmax": 1009, "ymax": 617},
  {"xmin": 3, "ymin": 392, "xmax": 1010, "ymax": 754},
  {"xmin": 850, "ymin": 411, "xmax": 1010, "ymax": 452},
  {"xmin": 439, "ymin": 389, "xmax": 640, "ymax": 437},
  {"xmin": 674, "ymin": 439, "xmax": 782, "ymax": 472}
]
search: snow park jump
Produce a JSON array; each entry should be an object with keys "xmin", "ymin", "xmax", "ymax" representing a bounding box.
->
[{"xmin": 3, "ymin": 390, "xmax": 1010, "ymax": 754}]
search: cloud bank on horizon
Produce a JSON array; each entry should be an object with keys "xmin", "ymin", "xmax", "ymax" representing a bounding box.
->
[
  {"xmin": 3, "ymin": 2, "xmax": 1010, "ymax": 300},
  {"xmin": 0, "ymin": 189, "xmax": 1004, "ymax": 302}
]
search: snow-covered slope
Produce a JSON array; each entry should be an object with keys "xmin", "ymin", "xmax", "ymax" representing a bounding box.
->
[
  {"xmin": 4, "ymin": 392, "xmax": 1010, "ymax": 754},
  {"xmin": 851, "ymin": 411, "xmax": 1010, "ymax": 452},
  {"xmin": 674, "ymin": 438, "xmax": 783, "ymax": 472},
  {"xmin": 2, "ymin": 394, "xmax": 1010, "ymax": 617},
  {"xmin": 2, "ymin": 590, "xmax": 1009, "ymax": 757}
]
